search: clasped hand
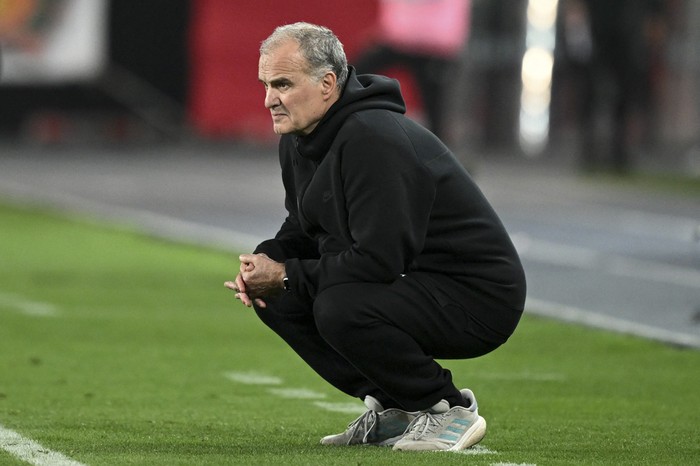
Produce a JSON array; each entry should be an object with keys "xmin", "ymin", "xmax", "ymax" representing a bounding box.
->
[{"xmin": 224, "ymin": 253, "xmax": 286, "ymax": 308}]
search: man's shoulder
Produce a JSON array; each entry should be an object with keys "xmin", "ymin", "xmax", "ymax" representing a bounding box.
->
[
  {"xmin": 339, "ymin": 109, "xmax": 412, "ymax": 139},
  {"xmin": 341, "ymin": 109, "xmax": 439, "ymax": 150}
]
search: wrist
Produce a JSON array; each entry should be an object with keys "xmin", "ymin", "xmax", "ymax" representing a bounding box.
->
[{"xmin": 279, "ymin": 264, "xmax": 289, "ymax": 291}]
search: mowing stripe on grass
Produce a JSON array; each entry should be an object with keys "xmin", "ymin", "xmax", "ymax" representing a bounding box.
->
[
  {"xmin": 0, "ymin": 424, "xmax": 85, "ymax": 466},
  {"xmin": 0, "ymin": 291, "xmax": 58, "ymax": 317}
]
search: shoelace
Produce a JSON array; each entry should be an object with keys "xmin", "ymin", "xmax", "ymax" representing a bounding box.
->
[
  {"xmin": 404, "ymin": 412, "xmax": 444, "ymax": 440},
  {"xmin": 346, "ymin": 410, "xmax": 378, "ymax": 444}
]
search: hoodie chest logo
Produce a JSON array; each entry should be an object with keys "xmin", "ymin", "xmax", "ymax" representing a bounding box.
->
[{"xmin": 322, "ymin": 190, "xmax": 333, "ymax": 202}]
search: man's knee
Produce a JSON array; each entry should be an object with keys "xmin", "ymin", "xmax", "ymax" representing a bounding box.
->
[
  {"xmin": 313, "ymin": 284, "xmax": 372, "ymax": 346},
  {"xmin": 254, "ymin": 293, "xmax": 313, "ymax": 333}
]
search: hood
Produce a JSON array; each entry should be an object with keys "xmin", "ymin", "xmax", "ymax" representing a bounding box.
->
[{"xmin": 294, "ymin": 66, "xmax": 406, "ymax": 161}]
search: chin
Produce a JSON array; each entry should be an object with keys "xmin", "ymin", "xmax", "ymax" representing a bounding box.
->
[{"xmin": 272, "ymin": 126, "xmax": 288, "ymax": 135}]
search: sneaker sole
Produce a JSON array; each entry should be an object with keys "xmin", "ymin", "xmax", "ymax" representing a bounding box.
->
[
  {"xmin": 376, "ymin": 434, "xmax": 405, "ymax": 447},
  {"xmin": 448, "ymin": 415, "xmax": 486, "ymax": 451},
  {"xmin": 320, "ymin": 433, "xmax": 405, "ymax": 447}
]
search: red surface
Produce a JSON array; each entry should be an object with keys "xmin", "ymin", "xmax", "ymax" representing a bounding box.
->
[{"xmin": 188, "ymin": 0, "xmax": 384, "ymax": 140}]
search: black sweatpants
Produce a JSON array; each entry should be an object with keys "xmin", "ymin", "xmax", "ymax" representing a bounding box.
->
[{"xmin": 254, "ymin": 273, "xmax": 516, "ymax": 412}]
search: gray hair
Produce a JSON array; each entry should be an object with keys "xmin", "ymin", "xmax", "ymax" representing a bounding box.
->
[{"xmin": 260, "ymin": 22, "xmax": 348, "ymax": 91}]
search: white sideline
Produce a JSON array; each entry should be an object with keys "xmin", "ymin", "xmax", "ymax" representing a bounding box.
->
[
  {"xmin": 526, "ymin": 297, "xmax": 700, "ymax": 349},
  {"xmin": 0, "ymin": 179, "xmax": 262, "ymax": 252},
  {"xmin": 512, "ymin": 233, "xmax": 700, "ymax": 290},
  {"xmin": 0, "ymin": 424, "xmax": 86, "ymax": 466},
  {"xmin": 2, "ymin": 179, "xmax": 696, "ymax": 348}
]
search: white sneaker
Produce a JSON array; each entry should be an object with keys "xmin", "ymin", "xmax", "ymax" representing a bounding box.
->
[
  {"xmin": 393, "ymin": 388, "xmax": 486, "ymax": 451},
  {"xmin": 320, "ymin": 396, "xmax": 418, "ymax": 446}
]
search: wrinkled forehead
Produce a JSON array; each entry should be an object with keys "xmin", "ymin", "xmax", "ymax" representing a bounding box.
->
[{"xmin": 258, "ymin": 40, "xmax": 310, "ymax": 80}]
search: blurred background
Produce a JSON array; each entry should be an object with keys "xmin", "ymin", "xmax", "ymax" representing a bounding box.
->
[
  {"xmin": 0, "ymin": 0, "xmax": 698, "ymax": 175},
  {"xmin": 1, "ymin": 0, "xmax": 699, "ymax": 348}
]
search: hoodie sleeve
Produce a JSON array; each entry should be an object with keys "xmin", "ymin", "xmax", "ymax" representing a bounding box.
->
[
  {"xmin": 284, "ymin": 116, "xmax": 437, "ymax": 300},
  {"xmin": 253, "ymin": 204, "xmax": 319, "ymax": 262},
  {"xmin": 254, "ymin": 138, "xmax": 320, "ymax": 262}
]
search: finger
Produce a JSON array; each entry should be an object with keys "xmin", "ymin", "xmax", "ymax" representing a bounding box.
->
[
  {"xmin": 224, "ymin": 281, "xmax": 239, "ymax": 292},
  {"xmin": 236, "ymin": 277, "xmax": 247, "ymax": 293},
  {"xmin": 254, "ymin": 298, "xmax": 267, "ymax": 309},
  {"xmin": 238, "ymin": 292, "xmax": 253, "ymax": 307},
  {"xmin": 239, "ymin": 260, "xmax": 255, "ymax": 273},
  {"xmin": 239, "ymin": 253, "xmax": 256, "ymax": 264}
]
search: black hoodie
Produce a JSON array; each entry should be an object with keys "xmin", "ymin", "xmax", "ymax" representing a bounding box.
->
[{"xmin": 255, "ymin": 67, "xmax": 526, "ymax": 335}]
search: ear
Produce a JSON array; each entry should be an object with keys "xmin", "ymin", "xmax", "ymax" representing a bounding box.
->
[{"xmin": 320, "ymin": 72, "xmax": 338, "ymax": 101}]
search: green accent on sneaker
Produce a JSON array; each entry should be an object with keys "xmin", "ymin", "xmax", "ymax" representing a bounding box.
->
[
  {"xmin": 320, "ymin": 407, "xmax": 418, "ymax": 447},
  {"xmin": 393, "ymin": 388, "xmax": 487, "ymax": 452}
]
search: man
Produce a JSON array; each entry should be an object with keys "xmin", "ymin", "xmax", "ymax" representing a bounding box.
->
[{"xmin": 225, "ymin": 22, "xmax": 526, "ymax": 452}]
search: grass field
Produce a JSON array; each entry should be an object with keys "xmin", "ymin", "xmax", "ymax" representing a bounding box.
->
[{"xmin": 1, "ymin": 202, "xmax": 698, "ymax": 465}]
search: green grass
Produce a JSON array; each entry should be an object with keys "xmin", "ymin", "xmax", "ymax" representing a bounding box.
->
[
  {"xmin": 0, "ymin": 202, "xmax": 699, "ymax": 465},
  {"xmin": 582, "ymin": 170, "xmax": 700, "ymax": 197}
]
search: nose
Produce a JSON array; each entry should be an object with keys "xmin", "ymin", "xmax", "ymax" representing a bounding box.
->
[{"xmin": 264, "ymin": 87, "xmax": 279, "ymax": 109}]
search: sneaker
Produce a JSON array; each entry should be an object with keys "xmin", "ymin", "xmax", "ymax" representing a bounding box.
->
[
  {"xmin": 320, "ymin": 396, "xmax": 418, "ymax": 446},
  {"xmin": 393, "ymin": 388, "xmax": 486, "ymax": 451}
]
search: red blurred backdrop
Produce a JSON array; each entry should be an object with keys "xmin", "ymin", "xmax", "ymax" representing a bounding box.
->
[{"xmin": 187, "ymin": 0, "xmax": 422, "ymax": 141}]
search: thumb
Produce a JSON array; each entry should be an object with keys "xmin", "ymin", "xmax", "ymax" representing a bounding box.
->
[{"xmin": 239, "ymin": 253, "xmax": 256, "ymax": 263}]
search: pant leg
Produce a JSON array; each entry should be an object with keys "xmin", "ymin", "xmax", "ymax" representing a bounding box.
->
[
  {"xmin": 253, "ymin": 292, "xmax": 385, "ymax": 403},
  {"xmin": 312, "ymin": 275, "xmax": 504, "ymax": 411}
]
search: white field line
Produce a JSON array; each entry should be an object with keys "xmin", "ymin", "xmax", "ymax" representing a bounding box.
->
[
  {"xmin": 0, "ymin": 292, "xmax": 58, "ymax": 317},
  {"xmin": 225, "ymin": 373, "xmax": 507, "ymax": 457},
  {"xmin": 445, "ymin": 445, "xmax": 498, "ymax": 456},
  {"xmin": 311, "ymin": 401, "xmax": 366, "ymax": 414},
  {"xmin": 4, "ymin": 177, "xmax": 695, "ymax": 349},
  {"xmin": 490, "ymin": 463, "xmax": 536, "ymax": 466},
  {"xmin": 512, "ymin": 233, "xmax": 700, "ymax": 289},
  {"xmin": 223, "ymin": 371, "xmax": 367, "ymax": 414},
  {"xmin": 267, "ymin": 388, "xmax": 327, "ymax": 399},
  {"xmin": 0, "ymin": 424, "xmax": 86, "ymax": 466},
  {"xmin": 526, "ymin": 297, "xmax": 700, "ymax": 349},
  {"xmin": 0, "ymin": 179, "xmax": 261, "ymax": 252},
  {"xmin": 222, "ymin": 371, "xmax": 282, "ymax": 385}
]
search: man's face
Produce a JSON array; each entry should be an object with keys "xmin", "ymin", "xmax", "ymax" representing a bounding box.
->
[{"xmin": 258, "ymin": 40, "xmax": 331, "ymax": 135}]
